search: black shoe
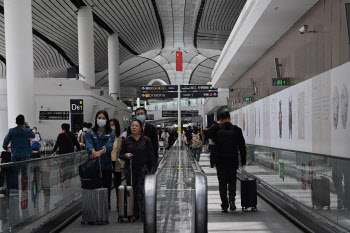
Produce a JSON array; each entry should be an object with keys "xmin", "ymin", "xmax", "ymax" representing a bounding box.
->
[
  {"xmin": 210, "ymin": 166, "xmax": 214, "ymax": 168},
  {"xmin": 221, "ymin": 208, "xmax": 228, "ymax": 213},
  {"xmin": 229, "ymin": 201, "xmax": 236, "ymax": 211}
]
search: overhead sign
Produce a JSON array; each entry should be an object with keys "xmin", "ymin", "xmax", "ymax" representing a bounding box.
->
[
  {"xmin": 162, "ymin": 110, "xmax": 199, "ymax": 117},
  {"xmin": 140, "ymin": 85, "xmax": 178, "ymax": 92},
  {"xmin": 147, "ymin": 114, "xmax": 154, "ymax": 120},
  {"xmin": 272, "ymin": 78, "xmax": 289, "ymax": 86},
  {"xmin": 180, "ymin": 85, "xmax": 218, "ymax": 91},
  {"xmin": 70, "ymin": 99, "xmax": 83, "ymax": 113},
  {"xmin": 139, "ymin": 92, "xmax": 178, "ymax": 100},
  {"xmin": 39, "ymin": 111, "xmax": 70, "ymax": 120},
  {"xmin": 181, "ymin": 92, "xmax": 218, "ymax": 98}
]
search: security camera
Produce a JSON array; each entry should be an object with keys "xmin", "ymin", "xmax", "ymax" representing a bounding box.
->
[
  {"xmin": 299, "ymin": 25, "xmax": 314, "ymax": 34},
  {"xmin": 58, "ymin": 82, "xmax": 62, "ymax": 87}
]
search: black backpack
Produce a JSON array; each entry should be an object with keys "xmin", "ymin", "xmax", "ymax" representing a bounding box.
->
[{"xmin": 215, "ymin": 124, "xmax": 239, "ymax": 158}]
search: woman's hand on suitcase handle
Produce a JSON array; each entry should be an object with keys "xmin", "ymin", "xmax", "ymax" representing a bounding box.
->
[
  {"xmin": 91, "ymin": 150, "xmax": 103, "ymax": 159},
  {"xmin": 125, "ymin": 153, "xmax": 133, "ymax": 159}
]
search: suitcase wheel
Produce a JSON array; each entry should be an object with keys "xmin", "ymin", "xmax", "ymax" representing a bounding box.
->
[
  {"xmin": 81, "ymin": 220, "xmax": 86, "ymax": 225},
  {"xmin": 129, "ymin": 217, "xmax": 134, "ymax": 223},
  {"xmin": 118, "ymin": 217, "xmax": 124, "ymax": 223},
  {"xmin": 327, "ymin": 206, "xmax": 330, "ymax": 210},
  {"xmin": 251, "ymin": 206, "xmax": 257, "ymax": 211}
]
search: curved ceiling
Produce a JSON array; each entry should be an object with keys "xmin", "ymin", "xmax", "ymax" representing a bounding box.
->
[{"xmin": 0, "ymin": 0, "xmax": 246, "ymax": 92}]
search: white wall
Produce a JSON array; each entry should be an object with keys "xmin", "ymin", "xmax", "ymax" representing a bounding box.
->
[
  {"xmin": 0, "ymin": 78, "xmax": 132, "ymax": 147},
  {"xmin": 231, "ymin": 62, "xmax": 350, "ymax": 159}
]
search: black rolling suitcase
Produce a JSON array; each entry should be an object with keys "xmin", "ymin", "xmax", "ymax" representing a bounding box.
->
[
  {"xmin": 80, "ymin": 157, "xmax": 109, "ymax": 225},
  {"xmin": 240, "ymin": 170, "xmax": 257, "ymax": 211},
  {"xmin": 312, "ymin": 176, "xmax": 330, "ymax": 209}
]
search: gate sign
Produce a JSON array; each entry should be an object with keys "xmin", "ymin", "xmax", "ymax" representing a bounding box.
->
[{"xmin": 70, "ymin": 99, "xmax": 83, "ymax": 113}]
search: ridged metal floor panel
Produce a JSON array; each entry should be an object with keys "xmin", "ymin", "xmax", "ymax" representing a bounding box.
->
[{"xmin": 199, "ymin": 153, "xmax": 304, "ymax": 233}]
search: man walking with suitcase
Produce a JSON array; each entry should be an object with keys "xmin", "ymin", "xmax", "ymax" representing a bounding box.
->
[{"xmin": 215, "ymin": 111, "xmax": 246, "ymax": 212}]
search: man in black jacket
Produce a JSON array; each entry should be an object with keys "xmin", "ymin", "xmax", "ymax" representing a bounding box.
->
[
  {"xmin": 53, "ymin": 123, "xmax": 81, "ymax": 154},
  {"xmin": 128, "ymin": 108, "xmax": 159, "ymax": 162},
  {"xmin": 215, "ymin": 111, "xmax": 246, "ymax": 212}
]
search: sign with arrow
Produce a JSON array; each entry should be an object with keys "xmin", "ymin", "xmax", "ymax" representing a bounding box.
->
[
  {"xmin": 140, "ymin": 85, "xmax": 178, "ymax": 92},
  {"xmin": 139, "ymin": 92, "xmax": 178, "ymax": 100},
  {"xmin": 181, "ymin": 91, "xmax": 218, "ymax": 98},
  {"xmin": 180, "ymin": 85, "xmax": 218, "ymax": 91}
]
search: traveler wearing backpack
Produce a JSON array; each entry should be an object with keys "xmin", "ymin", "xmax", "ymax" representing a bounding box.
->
[
  {"xmin": 185, "ymin": 126, "xmax": 193, "ymax": 148},
  {"xmin": 191, "ymin": 126, "xmax": 203, "ymax": 162},
  {"xmin": 215, "ymin": 111, "xmax": 246, "ymax": 213}
]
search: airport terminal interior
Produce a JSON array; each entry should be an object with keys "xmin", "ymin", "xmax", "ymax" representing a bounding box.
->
[{"xmin": 1, "ymin": 0, "xmax": 350, "ymax": 232}]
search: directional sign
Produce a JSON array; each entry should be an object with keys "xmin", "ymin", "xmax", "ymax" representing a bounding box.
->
[
  {"xmin": 139, "ymin": 92, "xmax": 178, "ymax": 99},
  {"xmin": 180, "ymin": 85, "xmax": 217, "ymax": 91},
  {"xmin": 272, "ymin": 78, "xmax": 289, "ymax": 86},
  {"xmin": 181, "ymin": 91, "xmax": 218, "ymax": 98},
  {"xmin": 162, "ymin": 110, "xmax": 199, "ymax": 117},
  {"xmin": 140, "ymin": 85, "xmax": 178, "ymax": 92},
  {"xmin": 146, "ymin": 114, "xmax": 154, "ymax": 120},
  {"xmin": 39, "ymin": 111, "xmax": 70, "ymax": 120}
]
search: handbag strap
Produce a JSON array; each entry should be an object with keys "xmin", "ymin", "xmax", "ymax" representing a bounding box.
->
[{"xmin": 63, "ymin": 133, "xmax": 74, "ymax": 147}]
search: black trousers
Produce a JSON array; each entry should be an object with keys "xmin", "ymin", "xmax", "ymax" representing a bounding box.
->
[
  {"xmin": 216, "ymin": 162, "xmax": 237, "ymax": 209},
  {"xmin": 209, "ymin": 145, "xmax": 216, "ymax": 167},
  {"xmin": 125, "ymin": 165, "xmax": 149, "ymax": 219},
  {"xmin": 102, "ymin": 170, "xmax": 112, "ymax": 205}
]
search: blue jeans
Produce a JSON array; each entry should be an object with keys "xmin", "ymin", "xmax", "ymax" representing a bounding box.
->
[
  {"xmin": 192, "ymin": 148, "xmax": 201, "ymax": 161},
  {"xmin": 8, "ymin": 156, "xmax": 29, "ymax": 190}
]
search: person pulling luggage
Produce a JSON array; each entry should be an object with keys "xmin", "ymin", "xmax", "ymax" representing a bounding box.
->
[
  {"xmin": 85, "ymin": 110, "xmax": 115, "ymax": 210},
  {"xmin": 120, "ymin": 119, "xmax": 155, "ymax": 221},
  {"xmin": 215, "ymin": 111, "xmax": 246, "ymax": 212}
]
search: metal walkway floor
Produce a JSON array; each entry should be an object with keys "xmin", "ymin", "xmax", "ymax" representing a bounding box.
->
[
  {"xmin": 199, "ymin": 153, "xmax": 303, "ymax": 233},
  {"xmin": 61, "ymin": 153, "xmax": 304, "ymax": 233}
]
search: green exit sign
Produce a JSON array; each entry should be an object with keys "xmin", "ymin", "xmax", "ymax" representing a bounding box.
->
[
  {"xmin": 272, "ymin": 78, "xmax": 289, "ymax": 86},
  {"xmin": 243, "ymin": 97, "xmax": 254, "ymax": 102},
  {"xmin": 224, "ymin": 108, "xmax": 230, "ymax": 111}
]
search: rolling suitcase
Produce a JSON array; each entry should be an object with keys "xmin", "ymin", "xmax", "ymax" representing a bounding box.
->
[
  {"xmin": 118, "ymin": 159, "xmax": 134, "ymax": 223},
  {"xmin": 81, "ymin": 157, "xmax": 109, "ymax": 225},
  {"xmin": 312, "ymin": 176, "xmax": 330, "ymax": 209},
  {"xmin": 240, "ymin": 170, "xmax": 257, "ymax": 211}
]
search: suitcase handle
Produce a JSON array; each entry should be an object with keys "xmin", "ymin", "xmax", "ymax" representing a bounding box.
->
[
  {"xmin": 98, "ymin": 156, "xmax": 102, "ymax": 179},
  {"xmin": 130, "ymin": 158, "xmax": 133, "ymax": 186}
]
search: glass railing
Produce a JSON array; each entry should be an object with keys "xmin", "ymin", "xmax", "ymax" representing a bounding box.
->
[
  {"xmin": 0, "ymin": 151, "xmax": 87, "ymax": 232},
  {"xmin": 144, "ymin": 142, "xmax": 207, "ymax": 233},
  {"xmin": 245, "ymin": 144, "xmax": 350, "ymax": 231}
]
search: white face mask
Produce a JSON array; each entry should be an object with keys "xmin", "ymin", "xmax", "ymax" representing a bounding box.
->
[
  {"xmin": 32, "ymin": 130, "xmax": 36, "ymax": 133},
  {"xmin": 97, "ymin": 119, "xmax": 106, "ymax": 127}
]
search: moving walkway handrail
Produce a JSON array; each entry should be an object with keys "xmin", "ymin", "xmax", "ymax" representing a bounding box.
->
[
  {"xmin": 0, "ymin": 151, "xmax": 87, "ymax": 168},
  {"xmin": 144, "ymin": 140, "xmax": 207, "ymax": 233}
]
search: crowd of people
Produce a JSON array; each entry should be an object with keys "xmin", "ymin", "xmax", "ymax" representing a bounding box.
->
[{"xmin": 1, "ymin": 109, "xmax": 247, "ymax": 220}]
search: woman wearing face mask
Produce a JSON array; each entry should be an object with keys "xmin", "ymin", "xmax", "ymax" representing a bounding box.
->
[
  {"xmin": 120, "ymin": 119, "xmax": 155, "ymax": 221},
  {"xmin": 109, "ymin": 118, "xmax": 123, "ymax": 210},
  {"xmin": 85, "ymin": 110, "xmax": 115, "ymax": 209}
]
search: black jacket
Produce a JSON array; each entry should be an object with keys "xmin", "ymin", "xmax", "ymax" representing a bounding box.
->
[
  {"xmin": 207, "ymin": 122, "xmax": 221, "ymax": 142},
  {"xmin": 53, "ymin": 131, "xmax": 81, "ymax": 154},
  {"xmin": 128, "ymin": 122, "xmax": 159, "ymax": 161},
  {"xmin": 215, "ymin": 122, "xmax": 246, "ymax": 169},
  {"xmin": 120, "ymin": 135, "xmax": 155, "ymax": 171}
]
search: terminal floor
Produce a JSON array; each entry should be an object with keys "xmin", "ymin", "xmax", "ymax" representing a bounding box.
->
[{"xmin": 61, "ymin": 153, "xmax": 303, "ymax": 233}]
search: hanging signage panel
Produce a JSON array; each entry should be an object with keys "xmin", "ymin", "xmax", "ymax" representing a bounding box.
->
[
  {"xmin": 70, "ymin": 99, "xmax": 84, "ymax": 113},
  {"xmin": 140, "ymin": 85, "xmax": 178, "ymax": 92},
  {"xmin": 39, "ymin": 111, "xmax": 70, "ymax": 120}
]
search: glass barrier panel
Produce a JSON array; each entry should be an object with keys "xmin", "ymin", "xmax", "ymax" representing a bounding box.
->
[
  {"xmin": 0, "ymin": 152, "xmax": 87, "ymax": 232},
  {"xmin": 245, "ymin": 145, "xmax": 350, "ymax": 230}
]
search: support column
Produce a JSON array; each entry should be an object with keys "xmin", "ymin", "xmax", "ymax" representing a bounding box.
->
[
  {"xmin": 108, "ymin": 33, "xmax": 120, "ymax": 100},
  {"xmin": 137, "ymin": 98, "xmax": 141, "ymax": 108},
  {"xmin": 4, "ymin": 0, "xmax": 35, "ymax": 129},
  {"xmin": 78, "ymin": 6, "xmax": 95, "ymax": 87}
]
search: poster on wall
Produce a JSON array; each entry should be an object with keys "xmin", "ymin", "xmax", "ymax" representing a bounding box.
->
[
  {"xmin": 263, "ymin": 97, "xmax": 270, "ymax": 146},
  {"xmin": 331, "ymin": 63, "xmax": 350, "ymax": 158},
  {"xmin": 312, "ymin": 72, "xmax": 331, "ymax": 155}
]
